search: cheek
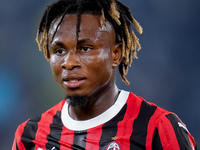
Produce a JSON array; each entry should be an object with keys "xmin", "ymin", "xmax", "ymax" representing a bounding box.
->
[
  {"xmin": 97, "ymin": 50, "xmax": 112, "ymax": 70},
  {"xmin": 84, "ymin": 50, "xmax": 112, "ymax": 78},
  {"xmin": 50, "ymin": 56, "xmax": 62, "ymax": 81}
]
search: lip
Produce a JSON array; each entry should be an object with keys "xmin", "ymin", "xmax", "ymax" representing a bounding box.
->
[{"xmin": 62, "ymin": 75, "xmax": 86, "ymax": 88}]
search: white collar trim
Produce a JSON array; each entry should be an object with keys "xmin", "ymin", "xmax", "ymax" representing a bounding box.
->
[{"xmin": 61, "ymin": 90, "xmax": 129, "ymax": 131}]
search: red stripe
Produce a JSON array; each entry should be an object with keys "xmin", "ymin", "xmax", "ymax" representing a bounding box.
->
[
  {"xmin": 85, "ymin": 124, "xmax": 103, "ymax": 149},
  {"xmin": 11, "ymin": 139, "xmax": 16, "ymax": 150},
  {"xmin": 33, "ymin": 113, "xmax": 52, "ymax": 150},
  {"xmin": 188, "ymin": 132, "xmax": 196, "ymax": 150},
  {"xmin": 59, "ymin": 126, "xmax": 74, "ymax": 150},
  {"xmin": 115, "ymin": 93, "xmax": 142, "ymax": 149},
  {"xmin": 145, "ymin": 105, "xmax": 168, "ymax": 150},
  {"xmin": 13, "ymin": 120, "xmax": 29, "ymax": 150},
  {"xmin": 33, "ymin": 100, "xmax": 65, "ymax": 150},
  {"xmin": 157, "ymin": 114, "xmax": 180, "ymax": 150}
]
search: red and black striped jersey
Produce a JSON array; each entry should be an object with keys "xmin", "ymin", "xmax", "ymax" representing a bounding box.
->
[{"xmin": 12, "ymin": 90, "xmax": 196, "ymax": 150}]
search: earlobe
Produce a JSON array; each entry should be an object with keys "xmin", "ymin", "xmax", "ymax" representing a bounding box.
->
[{"xmin": 112, "ymin": 43, "xmax": 122, "ymax": 67}]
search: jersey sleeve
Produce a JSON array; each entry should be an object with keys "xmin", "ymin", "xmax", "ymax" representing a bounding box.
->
[
  {"xmin": 12, "ymin": 121, "xmax": 28, "ymax": 150},
  {"xmin": 153, "ymin": 113, "xmax": 196, "ymax": 150}
]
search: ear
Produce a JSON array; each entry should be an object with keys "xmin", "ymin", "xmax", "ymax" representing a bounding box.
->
[{"xmin": 112, "ymin": 43, "xmax": 122, "ymax": 67}]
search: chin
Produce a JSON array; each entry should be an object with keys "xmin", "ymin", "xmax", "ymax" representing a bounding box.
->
[{"xmin": 66, "ymin": 95, "xmax": 89, "ymax": 108}]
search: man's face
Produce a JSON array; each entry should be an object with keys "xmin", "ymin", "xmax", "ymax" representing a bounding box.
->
[{"xmin": 48, "ymin": 14, "xmax": 121, "ymax": 97}]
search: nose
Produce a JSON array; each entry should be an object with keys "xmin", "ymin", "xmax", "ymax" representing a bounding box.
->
[{"xmin": 61, "ymin": 51, "xmax": 81, "ymax": 70}]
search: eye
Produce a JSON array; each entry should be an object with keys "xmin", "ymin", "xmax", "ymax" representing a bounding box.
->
[
  {"xmin": 55, "ymin": 48, "xmax": 66, "ymax": 54},
  {"xmin": 80, "ymin": 46, "xmax": 92, "ymax": 52}
]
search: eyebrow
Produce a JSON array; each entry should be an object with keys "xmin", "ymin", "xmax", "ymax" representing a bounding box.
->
[
  {"xmin": 77, "ymin": 39, "xmax": 93, "ymax": 45},
  {"xmin": 51, "ymin": 39, "xmax": 93, "ymax": 48},
  {"xmin": 51, "ymin": 41, "xmax": 65, "ymax": 47}
]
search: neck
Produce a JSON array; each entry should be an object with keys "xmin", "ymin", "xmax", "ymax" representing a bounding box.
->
[{"xmin": 68, "ymin": 83, "xmax": 119, "ymax": 120}]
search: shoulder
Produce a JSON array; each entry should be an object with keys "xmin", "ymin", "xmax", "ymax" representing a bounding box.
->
[
  {"xmin": 140, "ymin": 99, "xmax": 197, "ymax": 150},
  {"xmin": 18, "ymin": 99, "xmax": 66, "ymax": 127},
  {"xmin": 128, "ymin": 92, "xmax": 180, "ymax": 122},
  {"xmin": 13, "ymin": 99, "xmax": 66, "ymax": 142},
  {"xmin": 127, "ymin": 92, "xmax": 196, "ymax": 149},
  {"xmin": 153, "ymin": 111, "xmax": 196, "ymax": 149},
  {"xmin": 127, "ymin": 92, "xmax": 169, "ymax": 118}
]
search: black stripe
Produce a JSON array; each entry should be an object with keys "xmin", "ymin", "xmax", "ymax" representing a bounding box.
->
[
  {"xmin": 98, "ymin": 104, "xmax": 127, "ymax": 150},
  {"xmin": 152, "ymin": 127, "xmax": 163, "ymax": 150},
  {"xmin": 46, "ymin": 111, "xmax": 63, "ymax": 150},
  {"xmin": 130, "ymin": 100, "xmax": 157, "ymax": 150},
  {"xmin": 166, "ymin": 113, "xmax": 193, "ymax": 150},
  {"xmin": 16, "ymin": 143, "xmax": 19, "ymax": 150},
  {"xmin": 21, "ymin": 115, "xmax": 41, "ymax": 150},
  {"xmin": 71, "ymin": 130, "xmax": 87, "ymax": 150}
]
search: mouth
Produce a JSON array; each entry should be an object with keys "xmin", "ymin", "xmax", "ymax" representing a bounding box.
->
[{"xmin": 62, "ymin": 77, "xmax": 86, "ymax": 88}]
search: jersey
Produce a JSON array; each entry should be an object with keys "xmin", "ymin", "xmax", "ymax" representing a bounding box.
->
[{"xmin": 12, "ymin": 90, "xmax": 197, "ymax": 150}]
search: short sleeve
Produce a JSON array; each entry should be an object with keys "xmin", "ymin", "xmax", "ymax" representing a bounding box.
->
[{"xmin": 153, "ymin": 113, "xmax": 196, "ymax": 150}]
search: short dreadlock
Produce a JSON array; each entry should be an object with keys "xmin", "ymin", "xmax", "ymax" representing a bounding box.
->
[{"xmin": 36, "ymin": 0, "xmax": 143, "ymax": 85}]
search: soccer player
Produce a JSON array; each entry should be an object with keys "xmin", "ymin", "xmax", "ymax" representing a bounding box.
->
[{"xmin": 12, "ymin": 0, "xmax": 197, "ymax": 149}]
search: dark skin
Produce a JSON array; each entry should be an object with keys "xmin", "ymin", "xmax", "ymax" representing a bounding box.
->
[{"xmin": 48, "ymin": 14, "xmax": 122, "ymax": 120}]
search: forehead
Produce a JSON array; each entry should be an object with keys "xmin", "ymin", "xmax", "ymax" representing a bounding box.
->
[{"xmin": 49, "ymin": 14, "xmax": 115, "ymax": 42}]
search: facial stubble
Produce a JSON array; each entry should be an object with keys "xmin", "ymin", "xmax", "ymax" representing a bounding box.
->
[{"xmin": 66, "ymin": 95, "xmax": 89, "ymax": 108}]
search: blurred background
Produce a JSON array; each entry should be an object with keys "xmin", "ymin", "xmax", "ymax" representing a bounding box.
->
[{"xmin": 0, "ymin": 0, "xmax": 199, "ymax": 149}]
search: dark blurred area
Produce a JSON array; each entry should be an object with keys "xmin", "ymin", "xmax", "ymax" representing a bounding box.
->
[{"xmin": 0, "ymin": 0, "xmax": 199, "ymax": 149}]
